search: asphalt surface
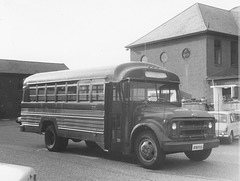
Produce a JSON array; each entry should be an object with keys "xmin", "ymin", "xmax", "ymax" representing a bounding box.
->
[{"xmin": 0, "ymin": 119, "xmax": 239, "ymax": 181}]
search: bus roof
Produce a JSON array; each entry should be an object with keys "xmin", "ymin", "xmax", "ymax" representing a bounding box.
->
[{"xmin": 24, "ymin": 62, "xmax": 180, "ymax": 85}]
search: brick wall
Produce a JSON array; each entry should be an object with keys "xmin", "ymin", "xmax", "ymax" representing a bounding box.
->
[
  {"xmin": 130, "ymin": 35, "xmax": 209, "ymax": 101},
  {"xmin": 130, "ymin": 33, "xmax": 238, "ymax": 104}
]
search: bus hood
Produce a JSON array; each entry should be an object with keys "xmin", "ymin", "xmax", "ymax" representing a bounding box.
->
[{"xmin": 135, "ymin": 105, "xmax": 213, "ymax": 120}]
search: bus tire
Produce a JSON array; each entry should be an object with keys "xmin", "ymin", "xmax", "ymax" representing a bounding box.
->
[
  {"xmin": 184, "ymin": 149, "xmax": 212, "ymax": 161},
  {"xmin": 226, "ymin": 132, "xmax": 233, "ymax": 144},
  {"xmin": 134, "ymin": 131, "xmax": 165, "ymax": 169},
  {"xmin": 45, "ymin": 125, "xmax": 68, "ymax": 152}
]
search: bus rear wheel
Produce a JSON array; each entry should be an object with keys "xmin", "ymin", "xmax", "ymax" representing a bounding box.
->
[
  {"xmin": 134, "ymin": 131, "xmax": 165, "ymax": 169},
  {"xmin": 184, "ymin": 149, "xmax": 212, "ymax": 161},
  {"xmin": 45, "ymin": 125, "xmax": 68, "ymax": 152}
]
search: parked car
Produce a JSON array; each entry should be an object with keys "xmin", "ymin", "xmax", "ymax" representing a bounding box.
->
[
  {"xmin": 0, "ymin": 162, "xmax": 36, "ymax": 181},
  {"xmin": 208, "ymin": 110, "xmax": 240, "ymax": 144}
]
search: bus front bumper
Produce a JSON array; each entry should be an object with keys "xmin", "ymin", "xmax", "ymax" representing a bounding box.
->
[{"xmin": 163, "ymin": 139, "xmax": 220, "ymax": 153}]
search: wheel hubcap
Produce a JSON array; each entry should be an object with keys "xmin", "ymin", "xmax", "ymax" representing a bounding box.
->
[{"xmin": 139, "ymin": 140, "xmax": 157, "ymax": 162}]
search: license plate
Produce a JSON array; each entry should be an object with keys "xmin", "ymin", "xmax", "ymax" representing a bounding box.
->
[{"xmin": 192, "ymin": 144, "xmax": 204, "ymax": 151}]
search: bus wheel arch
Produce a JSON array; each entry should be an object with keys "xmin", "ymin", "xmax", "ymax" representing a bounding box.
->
[
  {"xmin": 40, "ymin": 118, "xmax": 57, "ymax": 133},
  {"xmin": 130, "ymin": 123, "xmax": 164, "ymax": 152}
]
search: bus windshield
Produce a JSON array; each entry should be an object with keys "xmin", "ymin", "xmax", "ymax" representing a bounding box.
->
[{"xmin": 126, "ymin": 81, "xmax": 180, "ymax": 104}]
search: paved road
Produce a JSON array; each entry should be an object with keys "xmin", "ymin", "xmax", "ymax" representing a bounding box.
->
[{"xmin": 0, "ymin": 119, "xmax": 239, "ymax": 181}]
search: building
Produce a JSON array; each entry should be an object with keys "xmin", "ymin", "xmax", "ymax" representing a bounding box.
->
[
  {"xmin": 126, "ymin": 3, "xmax": 239, "ymax": 111},
  {"xmin": 0, "ymin": 59, "xmax": 68, "ymax": 118}
]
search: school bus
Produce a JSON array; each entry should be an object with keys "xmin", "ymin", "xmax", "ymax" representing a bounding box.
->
[{"xmin": 18, "ymin": 62, "xmax": 219, "ymax": 169}]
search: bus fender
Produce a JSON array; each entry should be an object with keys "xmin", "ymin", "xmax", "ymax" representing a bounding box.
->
[
  {"xmin": 130, "ymin": 120, "xmax": 166, "ymax": 151},
  {"xmin": 39, "ymin": 117, "xmax": 58, "ymax": 133}
]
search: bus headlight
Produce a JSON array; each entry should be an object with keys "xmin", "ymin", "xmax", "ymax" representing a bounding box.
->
[
  {"xmin": 172, "ymin": 122, "xmax": 177, "ymax": 130},
  {"xmin": 208, "ymin": 122, "xmax": 213, "ymax": 129}
]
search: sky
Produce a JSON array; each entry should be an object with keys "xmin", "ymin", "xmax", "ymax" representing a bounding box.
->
[{"xmin": 0, "ymin": 0, "xmax": 239, "ymax": 70}]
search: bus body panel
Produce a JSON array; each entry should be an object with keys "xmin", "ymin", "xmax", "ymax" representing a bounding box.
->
[{"xmin": 20, "ymin": 102, "xmax": 106, "ymax": 149}]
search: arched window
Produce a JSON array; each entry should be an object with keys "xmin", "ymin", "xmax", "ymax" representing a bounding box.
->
[
  {"xmin": 160, "ymin": 52, "xmax": 168, "ymax": 63},
  {"xmin": 140, "ymin": 55, "xmax": 148, "ymax": 62}
]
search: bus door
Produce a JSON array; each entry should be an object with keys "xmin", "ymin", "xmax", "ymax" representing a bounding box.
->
[{"xmin": 104, "ymin": 82, "xmax": 124, "ymax": 153}]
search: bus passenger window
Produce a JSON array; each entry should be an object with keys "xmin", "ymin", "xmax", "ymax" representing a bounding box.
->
[
  {"xmin": 92, "ymin": 84, "xmax": 104, "ymax": 101},
  {"xmin": 29, "ymin": 86, "xmax": 37, "ymax": 102},
  {"xmin": 46, "ymin": 86, "xmax": 55, "ymax": 102},
  {"xmin": 79, "ymin": 85, "xmax": 89, "ymax": 101},
  {"xmin": 67, "ymin": 85, "xmax": 77, "ymax": 102},
  {"xmin": 56, "ymin": 84, "xmax": 66, "ymax": 102},
  {"xmin": 37, "ymin": 86, "xmax": 45, "ymax": 102}
]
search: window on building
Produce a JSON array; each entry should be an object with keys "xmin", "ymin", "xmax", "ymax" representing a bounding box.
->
[
  {"xmin": 231, "ymin": 41, "xmax": 238, "ymax": 66},
  {"xmin": 222, "ymin": 87, "xmax": 231, "ymax": 101},
  {"xmin": 214, "ymin": 39, "xmax": 222, "ymax": 65},
  {"xmin": 140, "ymin": 55, "xmax": 148, "ymax": 62},
  {"xmin": 233, "ymin": 86, "xmax": 239, "ymax": 100},
  {"xmin": 160, "ymin": 52, "xmax": 168, "ymax": 63}
]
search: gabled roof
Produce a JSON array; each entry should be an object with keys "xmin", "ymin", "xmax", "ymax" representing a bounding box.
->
[
  {"xmin": 126, "ymin": 3, "xmax": 239, "ymax": 48},
  {"xmin": 0, "ymin": 59, "xmax": 69, "ymax": 75}
]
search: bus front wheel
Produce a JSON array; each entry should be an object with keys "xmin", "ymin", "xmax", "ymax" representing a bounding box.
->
[
  {"xmin": 45, "ymin": 125, "xmax": 68, "ymax": 152},
  {"xmin": 134, "ymin": 131, "xmax": 165, "ymax": 169}
]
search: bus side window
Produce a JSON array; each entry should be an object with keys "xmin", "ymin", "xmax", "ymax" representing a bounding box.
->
[
  {"xmin": 37, "ymin": 85, "xmax": 45, "ymax": 102},
  {"xmin": 67, "ymin": 82, "xmax": 77, "ymax": 102},
  {"xmin": 29, "ymin": 86, "xmax": 37, "ymax": 102},
  {"xmin": 91, "ymin": 84, "xmax": 104, "ymax": 102},
  {"xmin": 46, "ymin": 84, "xmax": 55, "ymax": 102},
  {"xmin": 56, "ymin": 83, "xmax": 66, "ymax": 102},
  {"xmin": 79, "ymin": 85, "xmax": 89, "ymax": 102}
]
